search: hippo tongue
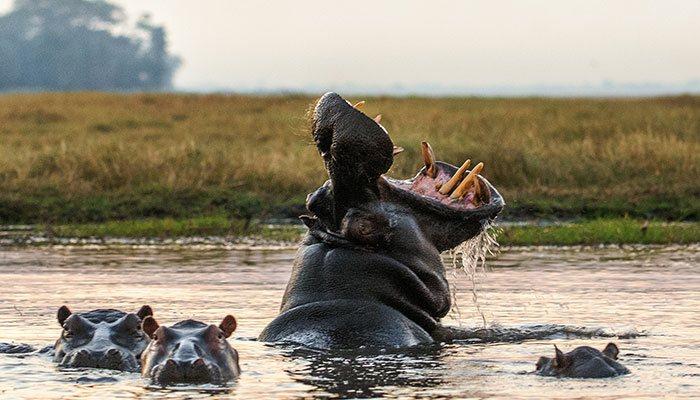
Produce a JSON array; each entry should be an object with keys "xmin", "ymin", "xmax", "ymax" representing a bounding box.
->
[{"xmin": 311, "ymin": 92, "xmax": 394, "ymax": 228}]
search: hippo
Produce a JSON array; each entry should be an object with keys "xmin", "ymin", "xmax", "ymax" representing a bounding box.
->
[
  {"xmin": 258, "ymin": 92, "xmax": 504, "ymax": 349},
  {"xmin": 536, "ymin": 343, "xmax": 630, "ymax": 378},
  {"xmin": 54, "ymin": 305, "xmax": 153, "ymax": 371},
  {"xmin": 140, "ymin": 315, "xmax": 241, "ymax": 385}
]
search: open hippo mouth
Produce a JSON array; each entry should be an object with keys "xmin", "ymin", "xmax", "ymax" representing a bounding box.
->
[
  {"xmin": 260, "ymin": 93, "xmax": 505, "ymax": 349},
  {"xmin": 310, "ymin": 92, "xmax": 504, "ymax": 251},
  {"xmin": 380, "ymin": 144, "xmax": 504, "ymax": 220}
]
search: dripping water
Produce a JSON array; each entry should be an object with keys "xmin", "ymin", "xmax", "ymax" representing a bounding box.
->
[{"xmin": 447, "ymin": 223, "xmax": 501, "ymax": 328}]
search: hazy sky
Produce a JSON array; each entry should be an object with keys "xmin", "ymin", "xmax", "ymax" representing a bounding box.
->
[{"xmin": 2, "ymin": 0, "xmax": 699, "ymax": 93}]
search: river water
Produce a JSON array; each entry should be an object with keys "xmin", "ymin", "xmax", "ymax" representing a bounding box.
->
[{"xmin": 0, "ymin": 243, "xmax": 698, "ymax": 399}]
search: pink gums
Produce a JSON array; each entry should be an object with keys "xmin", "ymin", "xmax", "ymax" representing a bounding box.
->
[{"xmin": 390, "ymin": 169, "xmax": 485, "ymax": 211}]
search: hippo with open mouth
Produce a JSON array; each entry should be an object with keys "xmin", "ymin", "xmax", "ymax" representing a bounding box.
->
[
  {"xmin": 259, "ymin": 92, "xmax": 504, "ymax": 349},
  {"xmin": 536, "ymin": 343, "xmax": 630, "ymax": 378},
  {"xmin": 140, "ymin": 315, "xmax": 241, "ymax": 385},
  {"xmin": 54, "ymin": 305, "xmax": 153, "ymax": 371}
]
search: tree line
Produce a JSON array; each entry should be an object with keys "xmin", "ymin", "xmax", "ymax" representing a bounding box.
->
[{"xmin": 0, "ymin": 0, "xmax": 180, "ymax": 91}]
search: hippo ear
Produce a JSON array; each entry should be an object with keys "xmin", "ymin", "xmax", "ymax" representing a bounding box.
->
[
  {"xmin": 141, "ymin": 316, "xmax": 159, "ymax": 339},
  {"xmin": 136, "ymin": 305, "xmax": 153, "ymax": 320},
  {"xmin": 535, "ymin": 356, "xmax": 548, "ymax": 370},
  {"xmin": 602, "ymin": 343, "xmax": 619, "ymax": 360},
  {"xmin": 57, "ymin": 305, "xmax": 72, "ymax": 326},
  {"xmin": 219, "ymin": 315, "xmax": 237, "ymax": 338},
  {"xmin": 552, "ymin": 345, "xmax": 567, "ymax": 368}
]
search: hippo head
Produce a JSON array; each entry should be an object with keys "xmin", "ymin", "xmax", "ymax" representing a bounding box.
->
[
  {"xmin": 536, "ymin": 343, "xmax": 631, "ymax": 378},
  {"xmin": 54, "ymin": 305, "xmax": 153, "ymax": 371},
  {"xmin": 140, "ymin": 316, "xmax": 240, "ymax": 385},
  {"xmin": 304, "ymin": 92, "xmax": 504, "ymax": 253}
]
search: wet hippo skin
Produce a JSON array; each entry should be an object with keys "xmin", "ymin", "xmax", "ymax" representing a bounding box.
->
[
  {"xmin": 54, "ymin": 305, "xmax": 153, "ymax": 371},
  {"xmin": 536, "ymin": 343, "xmax": 630, "ymax": 378},
  {"xmin": 140, "ymin": 315, "xmax": 240, "ymax": 385},
  {"xmin": 259, "ymin": 93, "xmax": 504, "ymax": 349}
]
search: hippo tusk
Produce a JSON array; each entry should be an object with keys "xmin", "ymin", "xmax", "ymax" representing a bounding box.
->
[
  {"xmin": 353, "ymin": 101, "xmax": 365, "ymax": 109},
  {"xmin": 450, "ymin": 162, "xmax": 484, "ymax": 199},
  {"xmin": 421, "ymin": 142, "xmax": 438, "ymax": 178},
  {"xmin": 472, "ymin": 176, "xmax": 482, "ymax": 204},
  {"xmin": 393, "ymin": 146, "xmax": 404, "ymax": 156},
  {"xmin": 438, "ymin": 159, "xmax": 471, "ymax": 195},
  {"xmin": 374, "ymin": 114, "xmax": 382, "ymax": 123}
]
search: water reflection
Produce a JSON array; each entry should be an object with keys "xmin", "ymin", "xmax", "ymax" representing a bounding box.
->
[
  {"xmin": 0, "ymin": 244, "xmax": 698, "ymax": 398},
  {"xmin": 282, "ymin": 345, "xmax": 446, "ymax": 398}
]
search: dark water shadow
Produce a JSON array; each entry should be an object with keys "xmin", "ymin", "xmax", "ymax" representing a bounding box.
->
[{"xmin": 278, "ymin": 344, "xmax": 447, "ymax": 399}]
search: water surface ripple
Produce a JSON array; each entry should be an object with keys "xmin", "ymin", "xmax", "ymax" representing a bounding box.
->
[{"xmin": 0, "ymin": 244, "xmax": 698, "ymax": 398}]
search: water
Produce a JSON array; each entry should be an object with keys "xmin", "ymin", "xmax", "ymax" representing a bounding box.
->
[{"xmin": 0, "ymin": 243, "xmax": 698, "ymax": 399}]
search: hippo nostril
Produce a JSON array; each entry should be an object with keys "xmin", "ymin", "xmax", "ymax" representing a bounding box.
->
[
  {"xmin": 192, "ymin": 358, "xmax": 206, "ymax": 368},
  {"xmin": 165, "ymin": 359, "xmax": 178, "ymax": 370},
  {"xmin": 106, "ymin": 348, "xmax": 120, "ymax": 357}
]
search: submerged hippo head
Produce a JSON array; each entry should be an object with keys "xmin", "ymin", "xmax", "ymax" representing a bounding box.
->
[
  {"xmin": 305, "ymin": 92, "xmax": 504, "ymax": 252},
  {"xmin": 54, "ymin": 305, "xmax": 153, "ymax": 371},
  {"xmin": 536, "ymin": 343, "xmax": 630, "ymax": 378},
  {"xmin": 140, "ymin": 316, "xmax": 240, "ymax": 385}
]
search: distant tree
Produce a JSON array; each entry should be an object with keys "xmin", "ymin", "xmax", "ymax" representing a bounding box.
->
[{"xmin": 0, "ymin": 0, "xmax": 180, "ymax": 91}]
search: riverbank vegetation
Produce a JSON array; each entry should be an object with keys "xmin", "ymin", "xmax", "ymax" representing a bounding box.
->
[
  {"xmin": 1, "ymin": 93, "xmax": 697, "ymax": 226},
  {"xmin": 39, "ymin": 217, "xmax": 699, "ymax": 246}
]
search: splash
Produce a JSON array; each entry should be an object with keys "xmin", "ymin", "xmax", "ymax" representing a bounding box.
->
[{"xmin": 447, "ymin": 223, "xmax": 501, "ymax": 328}]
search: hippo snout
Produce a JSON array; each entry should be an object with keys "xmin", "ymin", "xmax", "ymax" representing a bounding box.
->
[
  {"xmin": 152, "ymin": 357, "xmax": 221, "ymax": 385},
  {"xmin": 61, "ymin": 347, "xmax": 138, "ymax": 371}
]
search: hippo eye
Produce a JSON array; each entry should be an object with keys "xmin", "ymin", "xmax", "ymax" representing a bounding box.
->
[{"xmin": 218, "ymin": 332, "xmax": 224, "ymax": 340}]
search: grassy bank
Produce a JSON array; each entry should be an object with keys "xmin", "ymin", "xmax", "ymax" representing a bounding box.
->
[
  {"xmin": 39, "ymin": 217, "xmax": 699, "ymax": 246},
  {"xmin": 0, "ymin": 93, "xmax": 698, "ymax": 224}
]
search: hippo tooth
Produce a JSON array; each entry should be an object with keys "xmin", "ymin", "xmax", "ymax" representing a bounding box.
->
[
  {"xmin": 472, "ymin": 177, "xmax": 482, "ymax": 204},
  {"xmin": 353, "ymin": 100, "xmax": 365, "ymax": 109},
  {"xmin": 421, "ymin": 142, "xmax": 438, "ymax": 178},
  {"xmin": 450, "ymin": 162, "xmax": 484, "ymax": 199},
  {"xmin": 374, "ymin": 114, "xmax": 382, "ymax": 123},
  {"xmin": 438, "ymin": 159, "xmax": 471, "ymax": 195},
  {"xmin": 392, "ymin": 146, "xmax": 404, "ymax": 156}
]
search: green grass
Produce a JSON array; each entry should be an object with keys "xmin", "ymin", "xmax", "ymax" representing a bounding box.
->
[
  {"xmin": 40, "ymin": 217, "xmax": 699, "ymax": 245},
  {"xmin": 497, "ymin": 219, "xmax": 700, "ymax": 246},
  {"xmin": 0, "ymin": 93, "xmax": 698, "ymax": 224},
  {"xmin": 45, "ymin": 215, "xmax": 304, "ymax": 242},
  {"xmin": 48, "ymin": 215, "xmax": 246, "ymax": 238}
]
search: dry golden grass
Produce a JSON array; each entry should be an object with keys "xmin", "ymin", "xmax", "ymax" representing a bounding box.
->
[{"xmin": 0, "ymin": 93, "xmax": 698, "ymax": 222}]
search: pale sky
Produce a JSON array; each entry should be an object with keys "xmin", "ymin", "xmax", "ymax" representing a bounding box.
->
[{"xmin": 2, "ymin": 0, "xmax": 700, "ymax": 94}]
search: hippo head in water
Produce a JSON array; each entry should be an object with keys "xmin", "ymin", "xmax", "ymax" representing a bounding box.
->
[
  {"xmin": 259, "ymin": 93, "xmax": 504, "ymax": 349},
  {"xmin": 536, "ymin": 343, "xmax": 630, "ymax": 378},
  {"xmin": 54, "ymin": 305, "xmax": 153, "ymax": 371},
  {"xmin": 140, "ymin": 315, "xmax": 241, "ymax": 385}
]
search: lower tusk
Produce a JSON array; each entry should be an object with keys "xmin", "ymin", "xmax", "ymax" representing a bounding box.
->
[
  {"xmin": 393, "ymin": 146, "xmax": 404, "ymax": 156},
  {"xmin": 450, "ymin": 162, "xmax": 484, "ymax": 199},
  {"xmin": 438, "ymin": 159, "xmax": 471, "ymax": 195},
  {"xmin": 472, "ymin": 177, "xmax": 482, "ymax": 203},
  {"xmin": 374, "ymin": 114, "xmax": 382, "ymax": 123},
  {"xmin": 353, "ymin": 101, "xmax": 365, "ymax": 109},
  {"xmin": 421, "ymin": 142, "xmax": 437, "ymax": 178}
]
